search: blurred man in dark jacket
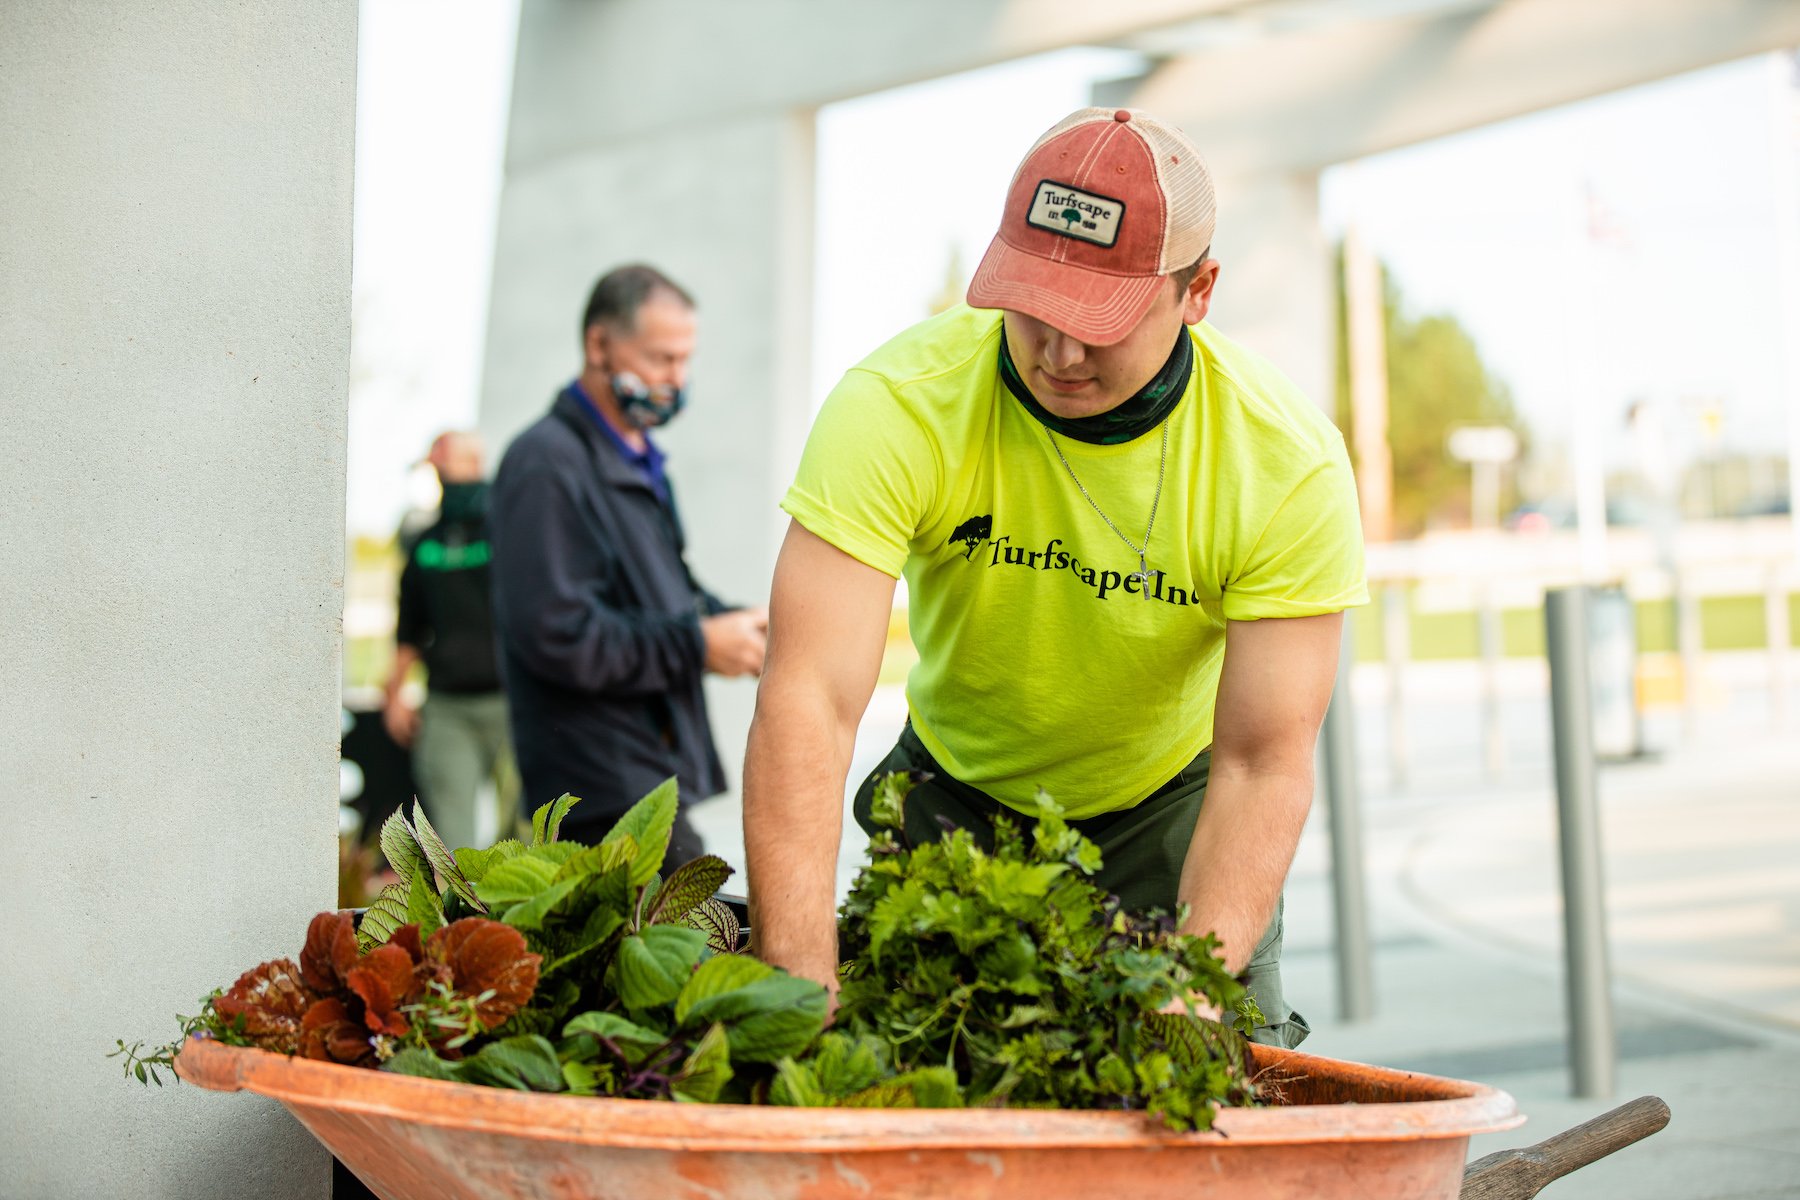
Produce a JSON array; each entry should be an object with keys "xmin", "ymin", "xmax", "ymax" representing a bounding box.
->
[{"xmin": 489, "ymin": 264, "xmax": 765, "ymax": 860}]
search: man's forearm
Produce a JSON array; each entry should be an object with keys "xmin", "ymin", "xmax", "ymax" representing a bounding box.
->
[
  {"xmin": 385, "ymin": 644, "xmax": 422, "ymax": 704},
  {"xmin": 742, "ymin": 674, "xmax": 856, "ymax": 989},
  {"xmin": 1176, "ymin": 763, "xmax": 1313, "ymax": 975}
]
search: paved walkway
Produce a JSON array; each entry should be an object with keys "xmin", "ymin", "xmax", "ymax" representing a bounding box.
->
[
  {"xmin": 1283, "ymin": 721, "xmax": 1800, "ymax": 1199},
  {"xmin": 690, "ymin": 659, "xmax": 1800, "ymax": 1198}
]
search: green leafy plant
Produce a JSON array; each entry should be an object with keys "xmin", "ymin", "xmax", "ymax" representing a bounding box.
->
[
  {"xmin": 829, "ymin": 771, "xmax": 1263, "ymax": 1130},
  {"xmin": 366, "ymin": 783, "xmax": 830, "ymax": 1102},
  {"xmin": 111, "ymin": 993, "xmax": 250, "ymax": 1086},
  {"xmin": 125, "ymin": 775, "xmax": 1265, "ymax": 1132}
]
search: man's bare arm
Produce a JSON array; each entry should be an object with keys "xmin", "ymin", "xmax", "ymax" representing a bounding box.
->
[
  {"xmin": 1177, "ymin": 611, "xmax": 1343, "ymax": 973},
  {"xmin": 382, "ymin": 643, "xmax": 423, "ymax": 747},
  {"xmin": 743, "ymin": 520, "xmax": 896, "ymax": 994}
]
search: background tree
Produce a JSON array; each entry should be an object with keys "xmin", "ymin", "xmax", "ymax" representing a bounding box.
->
[{"xmin": 1334, "ymin": 251, "xmax": 1528, "ymax": 537}]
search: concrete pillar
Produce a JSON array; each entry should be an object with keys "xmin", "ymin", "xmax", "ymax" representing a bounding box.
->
[
  {"xmin": 479, "ymin": 110, "xmax": 817, "ymax": 811},
  {"xmin": 1203, "ymin": 169, "xmax": 1336, "ymax": 418},
  {"xmin": 1, "ymin": 5, "xmax": 356, "ymax": 1198}
]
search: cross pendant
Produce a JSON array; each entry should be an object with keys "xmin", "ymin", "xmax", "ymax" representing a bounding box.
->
[{"xmin": 1129, "ymin": 557, "xmax": 1154, "ymax": 600}]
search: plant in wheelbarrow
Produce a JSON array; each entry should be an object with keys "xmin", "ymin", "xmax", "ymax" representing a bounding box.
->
[
  {"xmin": 120, "ymin": 772, "xmax": 1267, "ymax": 1128},
  {"xmin": 136, "ymin": 776, "xmax": 1701, "ymax": 1200},
  {"xmin": 821, "ymin": 770, "xmax": 1265, "ymax": 1129},
  {"xmin": 119, "ymin": 782, "xmax": 825, "ymax": 1102}
]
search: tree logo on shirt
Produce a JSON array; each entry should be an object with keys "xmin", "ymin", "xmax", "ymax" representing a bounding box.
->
[{"xmin": 947, "ymin": 514, "xmax": 993, "ymax": 560}]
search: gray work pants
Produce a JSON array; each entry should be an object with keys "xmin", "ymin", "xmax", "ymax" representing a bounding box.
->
[{"xmin": 413, "ymin": 690, "xmax": 515, "ymax": 852}]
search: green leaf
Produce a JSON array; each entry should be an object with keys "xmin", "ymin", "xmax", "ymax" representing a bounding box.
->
[
  {"xmin": 841, "ymin": 1066, "xmax": 963, "ymax": 1109},
  {"xmin": 645, "ymin": 855, "xmax": 733, "ymax": 925},
  {"xmin": 405, "ymin": 867, "xmax": 444, "ymax": 936},
  {"xmin": 473, "ymin": 855, "xmax": 560, "ymax": 907},
  {"xmin": 453, "ymin": 1036, "xmax": 566, "ymax": 1092},
  {"xmin": 676, "ymin": 961, "xmax": 828, "ymax": 1064},
  {"xmin": 501, "ymin": 875, "xmax": 586, "ymax": 932},
  {"xmin": 529, "ymin": 842, "xmax": 585, "ymax": 867},
  {"xmin": 453, "ymin": 845, "xmax": 496, "ymax": 883},
  {"xmin": 564, "ymin": 1011, "xmax": 669, "ymax": 1057},
  {"xmin": 382, "ymin": 1048, "xmax": 459, "ymax": 1081},
  {"xmin": 1095, "ymin": 1052, "xmax": 1134, "ymax": 1094},
  {"xmin": 891, "ymin": 1066, "xmax": 962, "ymax": 1108},
  {"xmin": 802, "ymin": 1031, "xmax": 887, "ymax": 1099},
  {"xmin": 1143, "ymin": 1010, "xmax": 1252, "ymax": 1079},
  {"xmin": 552, "ymin": 834, "xmax": 637, "ymax": 884},
  {"xmin": 769, "ymin": 1057, "xmax": 825, "ymax": 1107},
  {"xmin": 357, "ymin": 880, "xmax": 412, "ymax": 951},
  {"xmin": 682, "ymin": 897, "xmax": 741, "ymax": 954},
  {"xmin": 1233, "ymin": 992, "xmax": 1265, "ymax": 1035},
  {"xmin": 673, "ymin": 953, "xmax": 772, "ymax": 1026},
  {"xmin": 671, "ymin": 1022, "xmax": 733, "ymax": 1103},
  {"xmin": 867, "ymin": 771, "xmax": 914, "ymax": 833},
  {"xmin": 599, "ymin": 778, "xmax": 679, "ymax": 888},
  {"xmin": 546, "ymin": 902, "xmax": 627, "ymax": 977},
  {"xmin": 998, "ymin": 1004, "xmax": 1055, "ymax": 1028},
  {"xmin": 612, "ymin": 925, "xmax": 706, "ymax": 1009},
  {"xmin": 411, "ymin": 802, "xmax": 486, "ymax": 913},
  {"xmin": 379, "ymin": 809, "xmax": 429, "ymax": 890},
  {"xmin": 532, "ymin": 793, "xmax": 580, "ymax": 846},
  {"xmin": 561, "ymin": 1059, "xmax": 602, "ymax": 1096}
]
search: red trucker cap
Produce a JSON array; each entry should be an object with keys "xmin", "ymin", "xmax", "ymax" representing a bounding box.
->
[{"xmin": 966, "ymin": 107, "xmax": 1216, "ymax": 346}]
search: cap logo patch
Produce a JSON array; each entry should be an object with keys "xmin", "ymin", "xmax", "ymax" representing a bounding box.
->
[{"xmin": 1026, "ymin": 180, "xmax": 1124, "ymax": 247}]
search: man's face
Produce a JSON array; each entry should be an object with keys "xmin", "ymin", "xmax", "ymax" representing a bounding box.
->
[
  {"xmin": 427, "ymin": 432, "xmax": 485, "ymax": 483},
  {"xmin": 1002, "ymin": 263, "xmax": 1219, "ymax": 420},
  {"xmin": 588, "ymin": 293, "xmax": 698, "ymax": 391}
]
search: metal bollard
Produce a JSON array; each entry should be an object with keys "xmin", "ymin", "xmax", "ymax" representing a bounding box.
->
[
  {"xmin": 1320, "ymin": 612, "xmax": 1374, "ymax": 1022},
  {"xmin": 1544, "ymin": 587, "xmax": 1618, "ymax": 1099}
]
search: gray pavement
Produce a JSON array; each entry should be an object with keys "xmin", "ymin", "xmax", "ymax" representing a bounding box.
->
[
  {"xmin": 690, "ymin": 654, "xmax": 1800, "ymax": 1198},
  {"xmin": 1283, "ymin": 727, "xmax": 1800, "ymax": 1199}
]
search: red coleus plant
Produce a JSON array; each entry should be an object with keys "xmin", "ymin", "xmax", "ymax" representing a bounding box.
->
[{"xmin": 211, "ymin": 912, "xmax": 541, "ymax": 1068}]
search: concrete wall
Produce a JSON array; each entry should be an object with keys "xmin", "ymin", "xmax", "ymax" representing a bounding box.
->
[{"xmin": 0, "ymin": 4, "xmax": 356, "ymax": 1198}]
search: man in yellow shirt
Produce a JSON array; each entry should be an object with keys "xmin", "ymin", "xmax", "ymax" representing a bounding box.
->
[{"xmin": 744, "ymin": 108, "xmax": 1366, "ymax": 1046}]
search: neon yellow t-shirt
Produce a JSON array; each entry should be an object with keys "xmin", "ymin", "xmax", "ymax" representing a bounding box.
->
[{"xmin": 782, "ymin": 305, "xmax": 1367, "ymax": 819}]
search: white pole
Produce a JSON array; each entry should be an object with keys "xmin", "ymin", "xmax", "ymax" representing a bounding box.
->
[
  {"xmin": 1768, "ymin": 561, "xmax": 1792, "ymax": 729},
  {"xmin": 1770, "ymin": 51, "xmax": 1800, "ymax": 562},
  {"xmin": 1569, "ymin": 178, "xmax": 1610, "ymax": 582},
  {"xmin": 1344, "ymin": 218, "xmax": 1394, "ymax": 545},
  {"xmin": 1384, "ymin": 582, "xmax": 1411, "ymax": 792}
]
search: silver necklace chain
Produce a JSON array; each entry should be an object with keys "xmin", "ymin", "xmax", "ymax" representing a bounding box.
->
[{"xmin": 1046, "ymin": 421, "xmax": 1168, "ymax": 599}]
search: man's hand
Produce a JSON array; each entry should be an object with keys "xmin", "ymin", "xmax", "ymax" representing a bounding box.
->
[
  {"xmin": 702, "ymin": 606, "xmax": 768, "ymax": 677},
  {"xmin": 382, "ymin": 643, "xmax": 424, "ymax": 748},
  {"xmin": 1158, "ymin": 992, "xmax": 1222, "ymax": 1022},
  {"xmin": 382, "ymin": 695, "xmax": 420, "ymax": 748}
]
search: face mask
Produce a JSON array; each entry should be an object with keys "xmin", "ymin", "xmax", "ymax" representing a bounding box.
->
[{"xmin": 611, "ymin": 371, "xmax": 687, "ymax": 430}]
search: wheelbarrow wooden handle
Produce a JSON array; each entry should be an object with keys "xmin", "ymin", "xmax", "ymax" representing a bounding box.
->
[{"xmin": 1460, "ymin": 1095, "xmax": 1670, "ymax": 1200}]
